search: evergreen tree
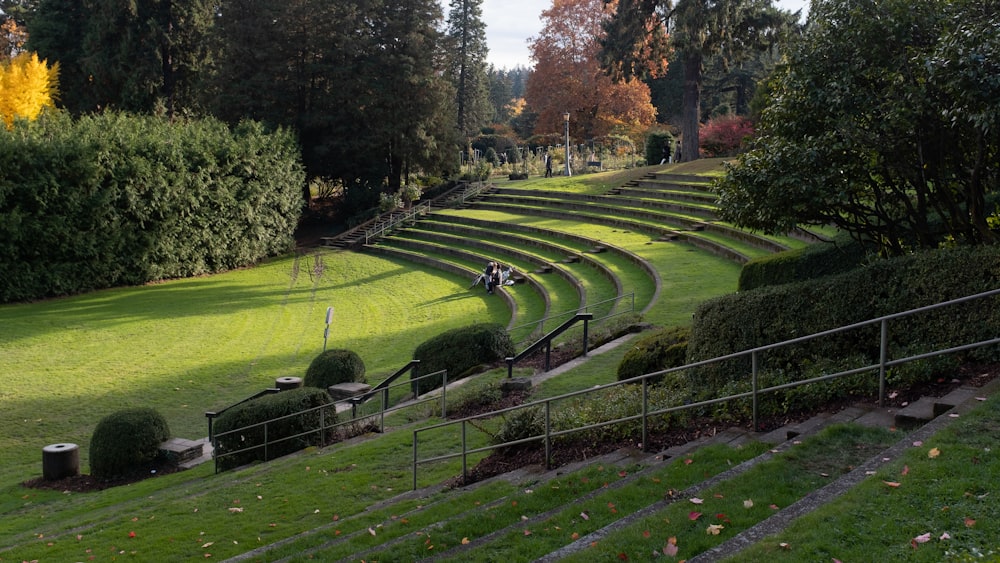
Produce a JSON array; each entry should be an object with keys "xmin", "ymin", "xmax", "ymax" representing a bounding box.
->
[
  {"xmin": 445, "ymin": 0, "xmax": 491, "ymax": 136},
  {"xmin": 27, "ymin": 0, "xmax": 214, "ymax": 116}
]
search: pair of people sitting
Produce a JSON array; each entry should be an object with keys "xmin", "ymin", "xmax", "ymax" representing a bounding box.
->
[{"xmin": 483, "ymin": 261, "xmax": 502, "ymax": 294}]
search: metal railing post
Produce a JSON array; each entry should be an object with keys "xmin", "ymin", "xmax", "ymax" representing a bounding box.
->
[
  {"xmin": 879, "ymin": 318, "xmax": 888, "ymax": 407},
  {"xmin": 461, "ymin": 420, "xmax": 468, "ymax": 484},
  {"xmin": 441, "ymin": 371, "xmax": 448, "ymax": 417},
  {"xmin": 641, "ymin": 377, "xmax": 649, "ymax": 452},
  {"xmin": 583, "ymin": 317, "xmax": 590, "ymax": 356},
  {"xmin": 412, "ymin": 429, "xmax": 418, "ymax": 491},
  {"xmin": 506, "ymin": 357, "xmax": 514, "ymax": 378},
  {"xmin": 545, "ymin": 401, "xmax": 552, "ymax": 470},
  {"xmin": 751, "ymin": 350, "xmax": 759, "ymax": 432}
]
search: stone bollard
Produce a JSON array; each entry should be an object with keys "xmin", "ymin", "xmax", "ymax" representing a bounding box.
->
[
  {"xmin": 275, "ymin": 376, "xmax": 303, "ymax": 390},
  {"xmin": 42, "ymin": 443, "xmax": 80, "ymax": 480}
]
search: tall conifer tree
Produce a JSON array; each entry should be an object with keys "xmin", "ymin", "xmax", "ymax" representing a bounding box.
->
[{"xmin": 445, "ymin": 0, "xmax": 490, "ymax": 136}]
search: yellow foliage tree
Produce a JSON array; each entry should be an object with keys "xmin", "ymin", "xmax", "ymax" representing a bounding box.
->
[{"xmin": 0, "ymin": 52, "xmax": 59, "ymax": 128}]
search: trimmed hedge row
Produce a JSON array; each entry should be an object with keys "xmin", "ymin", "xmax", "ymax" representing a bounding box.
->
[
  {"xmin": 688, "ymin": 245, "xmax": 1000, "ymax": 397},
  {"xmin": 0, "ymin": 111, "xmax": 304, "ymax": 303},
  {"xmin": 212, "ymin": 387, "xmax": 333, "ymax": 471},
  {"xmin": 737, "ymin": 231, "xmax": 875, "ymax": 291}
]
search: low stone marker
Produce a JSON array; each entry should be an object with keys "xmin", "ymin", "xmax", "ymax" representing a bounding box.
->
[
  {"xmin": 42, "ymin": 443, "xmax": 80, "ymax": 480},
  {"xmin": 275, "ymin": 376, "xmax": 303, "ymax": 390}
]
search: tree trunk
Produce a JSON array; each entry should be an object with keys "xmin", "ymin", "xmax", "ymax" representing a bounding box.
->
[{"xmin": 680, "ymin": 50, "xmax": 703, "ymax": 162}]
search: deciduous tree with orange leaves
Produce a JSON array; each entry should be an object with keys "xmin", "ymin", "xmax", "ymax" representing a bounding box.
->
[
  {"xmin": 0, "ymin": 52, "xmax": 58, "ymax": 128},
  {"xmin": 526, "ymin": 0, "xmax": 657, "ymax": 144}
]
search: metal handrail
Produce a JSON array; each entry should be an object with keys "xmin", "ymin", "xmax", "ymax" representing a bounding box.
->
[
  {"xmin": 210, "ymin": 367, "xmax": 447, "ymax": 473},
  {"xmin": 509, "ymin": 293, "xmax": 635, "ymax": 343},
  {"xmin": 412, "ymin": 288, "xmax": 1000, "ymax": 489},
  {"xmin": 364, "ymin": 201, "xmax": 431, "ymax": 244},
  {"xmin": 505, "ymin": 313, "xmax": 593, "ymax": 377}
]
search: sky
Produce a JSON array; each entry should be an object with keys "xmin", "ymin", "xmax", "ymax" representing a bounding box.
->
[{"xmin": 443, "ymin": 0, "xmax": 811, "ymax": 69}]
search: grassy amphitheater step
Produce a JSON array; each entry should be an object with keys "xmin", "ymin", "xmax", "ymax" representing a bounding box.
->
[
  {"xmin": 479, "ymin": 187, "xmax": 810, "ymax": 255},
  {"xmin": 394, "ymin": 223, "xmax": 627, "ymax": 310},
  {"xmin": 466, "ymin": 198, "xmax": 769, "ymax": 264},
  {"xmin": 363, "ymin": 243, "xmax": 547, "ymax": 336},
  {"xmin": 422, "ymin": 210, "xmax": 662, "ymax": 316},
  {"xmin": 385, "ymin": 227, "xmax": 618, "ymax": 321},
  {"xmin": 370, "ymin": 235, "xmax": 578, "ymax": 329}
]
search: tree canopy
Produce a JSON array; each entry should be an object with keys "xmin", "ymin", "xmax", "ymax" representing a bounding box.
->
[
  {"xmin": 601, "ymin": 0, "xmax": 794, "ymax": 160},
  {"xmin": 527, "ymin": 0, "xmax": 657, "ymax": 142},
  {"xmin": 715, "ymin": 0, "xmax": 1000, "ymax": 255}
]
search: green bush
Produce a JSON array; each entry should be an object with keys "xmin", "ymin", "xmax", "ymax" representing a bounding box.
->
[
  {"xmin": 212, "ymin": 387, "xmax": 334, "ymax": 471},
  {"xmin": 0, "ymin": 111, "xmax": 304, "ymax": 303},
  {"xmin": 616, "ymin": 326, "xmax": 690, "ymax": 382},
  {"xmin": 549, "ymin": 385, "xmax": 688, "ymax": 445},
  {"xmin": 491, "ymin": 407, "xmax": 545, "ymax": 447},
  {"xmin": 688, "ymin": 245, "xmax": 1000, "ymax": 400},
  {"xmin": 410, "ymin": 323, "xmax": 514, "ymax": 395},
  {"xmin": 304, "ymin": 349, "xmax": 366, "ymax": 389},
  {"xmin": 738, "ymin": 231, "xmax": 876, "ymax": 291},
  {"xmin": 89, "ymin": 408, "xmax": 171, "ymax": 480}
]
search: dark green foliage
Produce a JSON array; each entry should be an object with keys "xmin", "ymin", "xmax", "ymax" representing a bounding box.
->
[
  {"xmin": 28, "ymin": 0, "xmax": 215, "ymax": 116},
  {"xmin": 491, "ymin": 407, "xmax": 544, "ymax": 447},
  {"xmin": 0, "ymin": 112, "xmax": 304, "ymax": 303},
  {"xmin": 617, "ymin": 326, "xmax": 690, "ymax": 382},
  {"xmin": 410, "ymin": 323, "xmax": 514, "ymax": 395},
  {"xmin": 304, "ymin": 349, "xmax": 366, "ymax": 389},
  {"xmin": 89, "ymin": 408, "xmax": 170, "ymax": 480},
  {"xmin": 738, "ymin": 232, "xmax": 876, "ymax": 291},
  {"xmin": 715, "ymin": 0, "xmax": 1000, "ymax": 255},
  {"xmin": 550, "ymin": 385, "xmax": 688, "ymax": 445},
  {"xmin": 644, "ymin": 130, "xmax": 673, "ymax": 165},
  {"xmin": 212, "ymin": 387, "xmax": 334, "ymax": 471},
  {"xmin": 688, "ymin": 245, "xmax": 1000, "ymax": 400}
]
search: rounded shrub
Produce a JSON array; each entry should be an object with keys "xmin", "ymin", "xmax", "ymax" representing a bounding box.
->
[
  {"xmin": 304, "ymin": 349, "xmax": 366, "ymax": 389},
  {"xmin": 212, "ymin": 387, "xmax": 334, "ymax": 471},
  {"xmin": 410, "ymin": 323, "xmax": 514, "ymax": 395},
  {"xmin": 89, "ymin": 408, "xmax": 171, "ymax": 480},
  {"xmin": 617, "ymin": 326, "xmax": 691, "ymax": 382}
]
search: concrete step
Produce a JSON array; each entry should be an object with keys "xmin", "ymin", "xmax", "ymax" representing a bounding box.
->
[
  {"xmin": 933, "ymin": 386, "xmax": 980, "ymax": 417},
  {"xmin": 894, "ymin": 396, "xmax": 938, "ymax": 427}
]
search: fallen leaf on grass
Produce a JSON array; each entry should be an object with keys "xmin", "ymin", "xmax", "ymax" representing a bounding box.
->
[
  {"xmin": 689, "ymin": 497, "xmax": 704, "ymax": 504},
  {"xmin": 929, "ymin": 448, "xmax": 941, "ymax": 459},
  {"xmin": 911, "ymin": 532, "xmax": 931, "ymax": 548},
  {"xmin": 706, "ymin": 524, "xmax": 724, "ymax": 535},
  {"xmin": 743, "ymin": 499, "xmax": 753, "ymax": 509},
  {"xmin": 902, "ymin": 465, "xmax": 909, "ymax": 476},
  {"xmin": 663, "ymin": 537, "xmax": 678, "ymax": 557},
  {"xmin": 883, "ymin": 481, "xmax": 902, "ymax": 488},
  {"xmin": 689, "ymin": 511, "xmax": 702, "ymax": 521},
  {"xmin": 523, "ymin": 529, "xmax": 532, "ymax": 536},
  {"xmin": 965, "ymin": 517, "xmax": 976, "ymax": 528},
  {"xmin": 581, "ymin": 512, "xmax": 590, "ymax": 521},
  {"xmin": 940, "ymin": 532, "xmax": 951, "ymax": 540},
  {"xmin": 461, "ymin": 537, "xmax": 470, "ymax": 545}
]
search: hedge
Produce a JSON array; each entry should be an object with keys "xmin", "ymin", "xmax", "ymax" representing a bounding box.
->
[
  {"xmin": 0, "ymin": 111, "xmax": 304, "ymax": 302},
  {"xmin": 688, "ymin": 245, "xmax": 1000, "ymax": 397},
  {"xmin": 737, "ymin": 231, "xmax": 876, "ymax": 291},
  {"xmin": 410, "ymin": 323, "xmax": 514, "ymax": 395}
]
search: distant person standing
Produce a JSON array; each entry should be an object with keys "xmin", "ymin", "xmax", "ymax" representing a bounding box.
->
[
  {"xmin": 660, "ymin": 143, "xmax": 670, "ymax": 164},
  {"xmin": 544, "ymin": 152, "xmax": 553, "ymax": 177}
]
